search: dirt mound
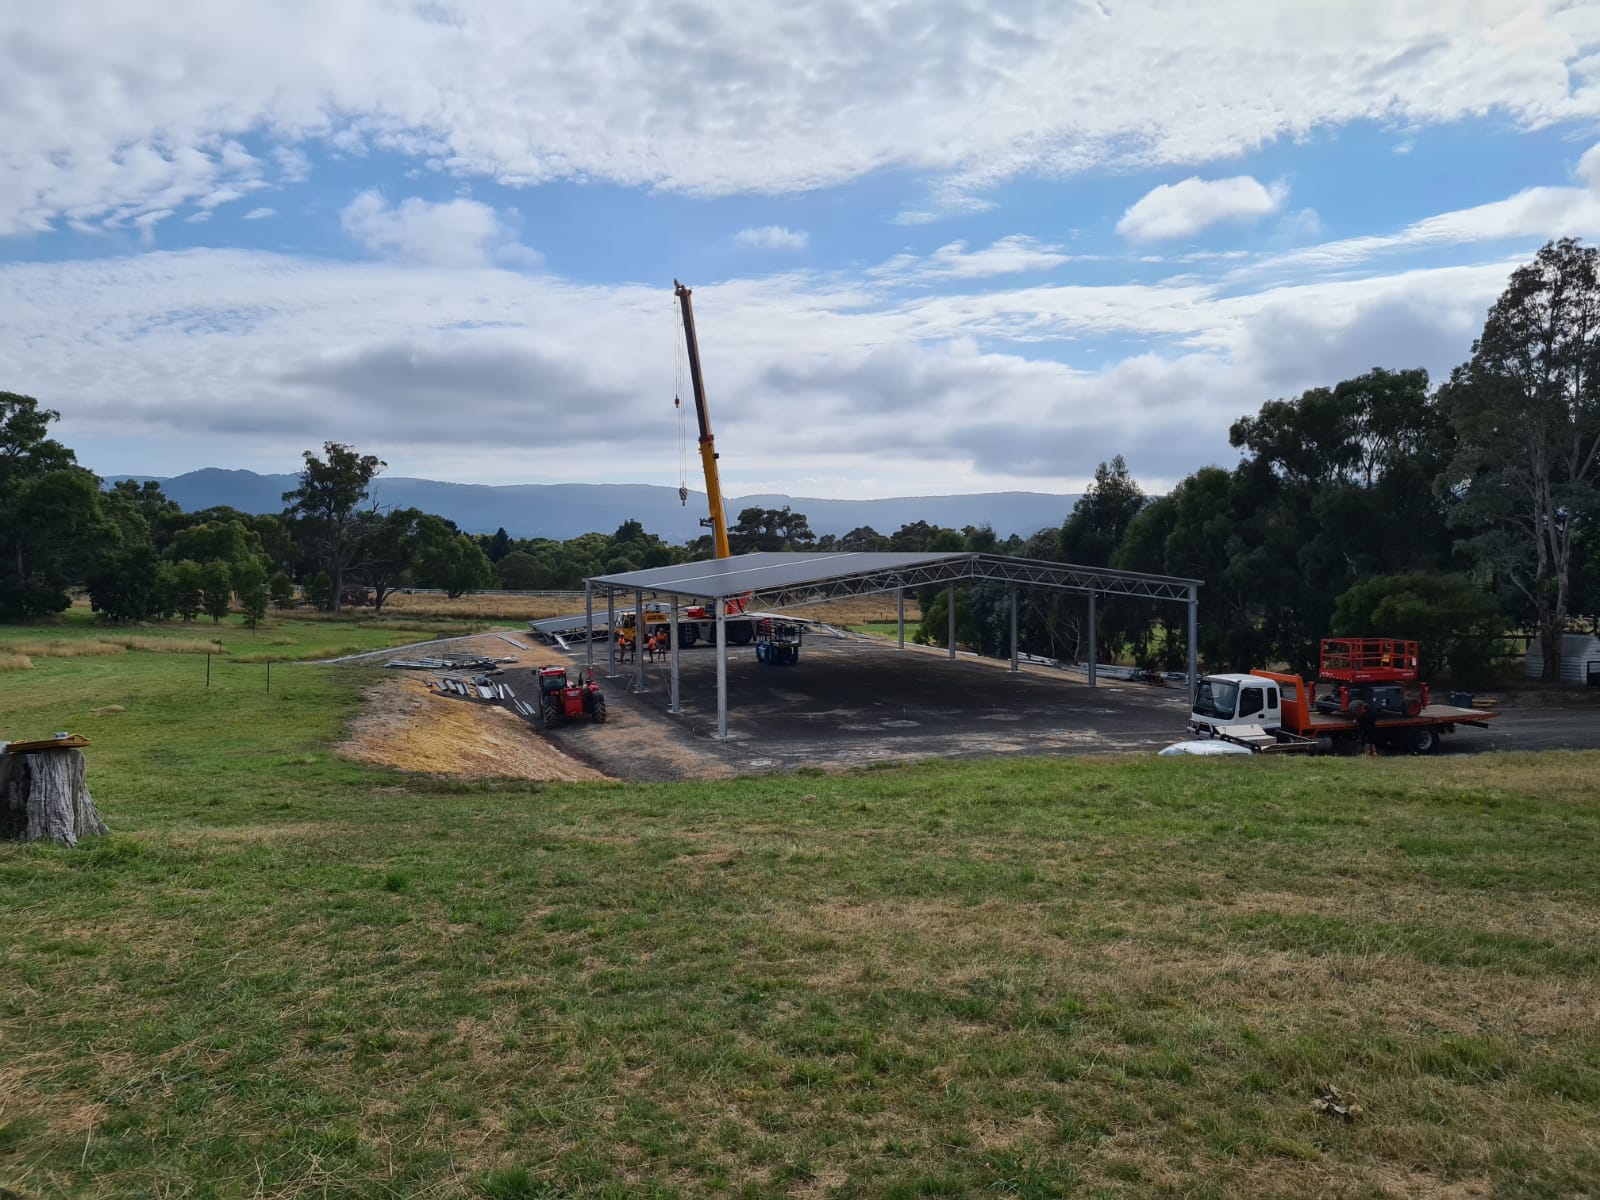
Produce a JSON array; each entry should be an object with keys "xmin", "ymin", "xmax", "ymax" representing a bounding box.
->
[{"xmin": 339, "ymin": 673, "xmax": 608, "ymax": 781}]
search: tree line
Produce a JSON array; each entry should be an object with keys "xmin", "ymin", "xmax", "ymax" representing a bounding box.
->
[
  {"xmin": 0, "ymin": 425, "xmax": 505, "ymax": 625},
  {"xmin": 916, "ymin": 239, "xmax": 1600, "ymax": 683},
  {"xmin": 3, "ymin": 239, "xmax": 1596, "ymax": 678},
  {"xmin": 0, "ymin": 413, "xmax": 956, "ymax": 625}
]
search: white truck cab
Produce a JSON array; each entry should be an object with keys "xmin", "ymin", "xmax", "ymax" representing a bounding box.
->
[{"xmin": 1188, "ymin": 673, "xmax": 1283, "ymax": 736}]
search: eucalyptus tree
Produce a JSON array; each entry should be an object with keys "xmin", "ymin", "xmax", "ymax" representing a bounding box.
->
[
  {"xmin": 282, "ymin": 442, "xmax": 386, "ymax": 614},
  {"xmin": 1440, "ymin": 238, "xmax": 1600, "ymax": 680}
]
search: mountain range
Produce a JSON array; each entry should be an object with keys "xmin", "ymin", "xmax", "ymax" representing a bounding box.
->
[{"xmin": 112, "ymin": 468, "xmax": 1081, "ymax": 542}]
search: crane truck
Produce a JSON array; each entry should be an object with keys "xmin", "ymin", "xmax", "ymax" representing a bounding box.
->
[
  {"xmin": 1186, "ymin": 637, "xmax": 1497, "ymax": 754},
  {"xmin": 612, "ymin": 281, "xmax": 757, "ymax": 651}
]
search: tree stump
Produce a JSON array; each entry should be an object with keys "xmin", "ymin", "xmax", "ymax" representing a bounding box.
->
[{"xmin": 0, "ymin": 748, "xmax": 108, "ymax": 847}]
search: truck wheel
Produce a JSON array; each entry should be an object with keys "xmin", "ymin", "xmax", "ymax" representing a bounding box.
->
[
  {"xmin": 678, "ymin": 623, "xmax": 698, "ymax": 649},
  {"xmin": 592, "ymin": 697, "xmax": 607, "ymax": 723},
  {"xmin": 541, "ymin": 700, "xmax": 560, "ymax": 727},
  {"xmin": 1411, "ymin": 726, "xmax": 1441, "ymax": 755},
  {"xmin": 727, "ymin": 622, "xmax": 754, "ymax": 646}
]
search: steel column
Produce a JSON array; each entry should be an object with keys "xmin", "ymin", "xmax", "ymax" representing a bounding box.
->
[
  {"xmin": 1187, "ymin": 583, "xmax": 1198, "ymax": 703},
  {"xmin": 1087, "ymin": 592, "xmax": 1097, "ymax": 688},
  {"xmin": 1009, "ymin": 585, "xmax": 1018, "ymax": 672},
  {"xmin": 897, "ymin": 589, "xmax": 905, "ymax": 650},
  {"xmin": 669, "ymin": 593, "xmax": 681, "ymax": 714},
  {"xmin": 633, "ymin": 588, "xmax": 646, "ymax": 693},
  {"xmin": 584, "ymin": 581, "xmax": 594, "ymax": 670},
  {"xmin": 605, "ymin": 591, "xmax": 616, "ymax": 678},
  {"xmin": 947, "ymin": 584, "xmax": 956, "ymax": 660},
  {"xmin": 716, "ymin": 596, "xmax": 728, "ymax": 741}
]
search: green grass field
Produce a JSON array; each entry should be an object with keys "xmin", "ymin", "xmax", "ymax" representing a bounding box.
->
[{"xmin": 3, "ymin": 614, "xmax": 1599, "ymax": 1198}]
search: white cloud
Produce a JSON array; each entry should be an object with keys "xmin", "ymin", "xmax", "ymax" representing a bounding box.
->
[
  {"xmin": 886, "ymin": 236, "xmax": 1074, "ymax": 280},
  {"xmin": 1241, "ymin": 183, "xmax": 1600, "ymax": 276},
  {"xmin": 196, "ymin": 180, "xmax": 266, "ymax": 210},
  {"xmin": 339, "ymin": 190, "xmax": 534, "ymax": 268},
  {"xmin": 2, "ymin": 1, "xmax": 1598, "ymax": 232},
  {"xmin": 131, "ymin": 209, "xmax": 172, "ymax": 244},
  {"xmin": 0, "ymin": 232, "xmax": 1525, "ymax": 495},
  {"xmin": 243, "ymin": 207, "xmax": 275, "ymax": 220},
  {"xmin": 1277, "ymin": 208, "xmax": 1324, "ymax": 240},
  {"xmin": 1578, "ymin": 140, "xmax": 1600, "ymax": 190},
  {"xmin": 734, "ymin": 225, "xmax": 809, "ymax": 251},
  {"xmin": 1117, "ymin": 176, "xmax": 1288, "ymax": 242}
]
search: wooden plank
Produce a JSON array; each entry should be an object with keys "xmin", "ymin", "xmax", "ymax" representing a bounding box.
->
[{"xmin": 4, "ymin": 734, "xmax": 92, "ymax": 754}]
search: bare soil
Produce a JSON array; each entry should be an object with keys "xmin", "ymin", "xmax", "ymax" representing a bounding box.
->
[
  {"xmin": 339, "ymin": 674, "xmax": 609, "ymax": 780},
  {"xmin": 337, "ymin": 634, "xmax": 609, "ymax": 781}
]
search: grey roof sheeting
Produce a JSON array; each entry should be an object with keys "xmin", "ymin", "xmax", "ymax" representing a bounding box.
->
[{"xmin": 587, "ymin": 551, "xmax": 1200, "ymax": 607}]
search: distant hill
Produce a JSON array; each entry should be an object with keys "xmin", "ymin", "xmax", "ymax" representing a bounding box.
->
[{"xmin": 110, "ymin": 468, "xmax": 1078, "ymax": 542}]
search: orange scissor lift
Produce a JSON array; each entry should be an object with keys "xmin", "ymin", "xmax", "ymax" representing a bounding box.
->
[{"xmin": 1315, "ymin": 637, "xmax": 1428, "ymax": 716}]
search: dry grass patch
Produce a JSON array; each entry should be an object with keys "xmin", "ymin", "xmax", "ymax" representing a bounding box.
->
[
  {"xmin": 10, "ymin": 639, "xmax": 125, "ymax": 658},
  {"xmin": 787, "ymin": 595, "xmax": 923, "ymax": 625},
  {"xmin": 103, "ymin": 635, "xmax": 227, "ymax": 654},
  {"xmin": 375, "ymin": 592, "xmax": 583, "ymax": 621},
  {"xmin": 0, "ymin": 651, "xmax": 32, "ymax": 671}
]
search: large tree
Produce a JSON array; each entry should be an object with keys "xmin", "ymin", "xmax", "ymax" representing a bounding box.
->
[
  {"xmin": 282, "ymin": 442, "xmax": 386, "ymax": 613},
  {"xmin": 1440, "ymin": 238, "xmax": 1600, "ymax": 680},
  {"xmin": 0, "ymin": 394, "xmax": 108, "ymax": 619},
  {"xmin": 357, "ymin": 507, "xmax": 428, "ymax": 614},
  {"xmin": 1054, "ymin": 456, "xmax": 1149, "ymax": 662},
  {"xmin": 729, "ymin": 506, "xmax": 816, "ymax": 553},
  {"xmin": 415, "ymin": 529, "xmax": 494, "ymax": 598},
  {"xmin": 1217, "ymin": 368, "xmax": 1455, "ymax": 675},
  {"xmin": 1059, "ymin": 456, "xmax": 1146, "ymax": 568},
  {"xmin": 86, "ymin": 478, "xmax": 165, "ymax": 622},
  {"xmin": 1332, "ymin": 574, "xmax": 1503, "ymax": 684}
]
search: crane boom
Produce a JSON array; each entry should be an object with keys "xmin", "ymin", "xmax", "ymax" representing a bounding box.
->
[{"xmin": 674, "ymin": 280, "xmax": 732, "ymax": 559}]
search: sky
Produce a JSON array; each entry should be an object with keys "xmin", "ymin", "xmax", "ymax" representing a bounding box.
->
[{"xmin": 3, "ymin": 2, "xmax": 1600, "ymax": 501}]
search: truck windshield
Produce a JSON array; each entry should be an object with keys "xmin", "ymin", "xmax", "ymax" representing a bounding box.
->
[{"xmin": 1194, "ymin": 679, "xmax": 1239, "ymax": 720}]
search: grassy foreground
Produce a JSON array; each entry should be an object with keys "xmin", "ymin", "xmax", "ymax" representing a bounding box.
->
[{"xmin": 2, "ymin": 620, "xmax": 1599, "ymax": 1198}]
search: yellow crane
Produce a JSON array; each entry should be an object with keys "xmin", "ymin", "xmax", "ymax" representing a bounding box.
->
[{"xmin": 674, "ymin": 280, "xmax": 732, "ymax": 559}]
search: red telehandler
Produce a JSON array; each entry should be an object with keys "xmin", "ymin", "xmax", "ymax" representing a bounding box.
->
[{"xmin": 537, "ymin": 666, "xmax": 607, "ymax": 727}]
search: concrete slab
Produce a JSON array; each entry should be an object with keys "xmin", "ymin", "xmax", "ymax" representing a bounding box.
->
[{"xmin": 507, "ymin": 633, "xmax": 1197, "ymax": 780}]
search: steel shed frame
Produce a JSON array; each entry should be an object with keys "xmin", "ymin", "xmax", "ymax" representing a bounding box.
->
[{"xmin": 582, "ymin": 551, "xmax": 1201, "ymax": 740}]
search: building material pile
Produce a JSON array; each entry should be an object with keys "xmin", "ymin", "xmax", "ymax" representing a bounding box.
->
[{"xmin": 386, "ymin": 653, "xmax": 509, "ymax": 672}]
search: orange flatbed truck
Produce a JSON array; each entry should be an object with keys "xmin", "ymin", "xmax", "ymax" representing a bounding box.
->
[{"xmin": 1187, "ymin": 638, "xmax": 1498, "ymax": 755}]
